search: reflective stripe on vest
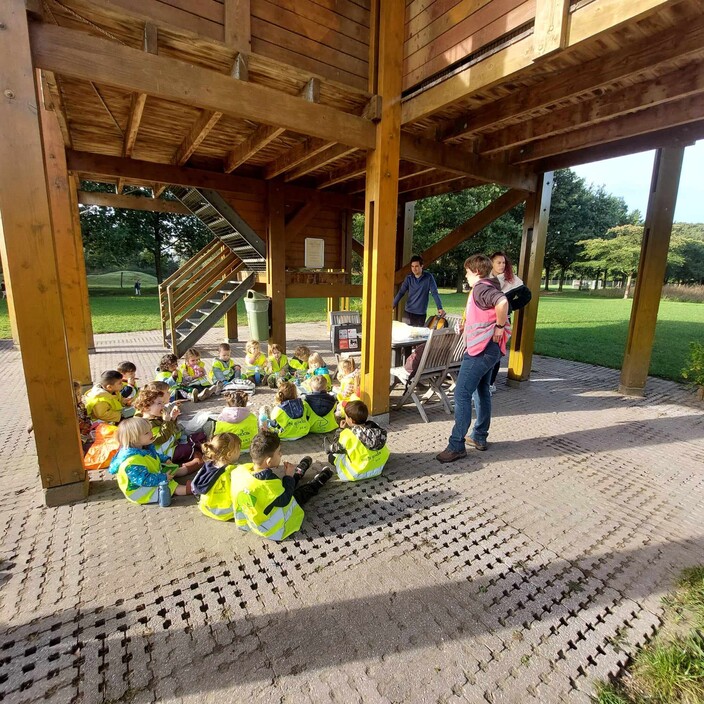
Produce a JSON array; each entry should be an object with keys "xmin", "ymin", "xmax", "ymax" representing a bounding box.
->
[
  {"xmin": 199, "ymin": 467, "xmax": 235, "ymax": 522},
  {"xmin": 230, "ymin": 464, "xmax": 304, "ymax": 541},
  {"xmin": 333, "ymin": 428, "xmax": 389, "ymax": 482},
  {"xmin": 270, "ymin": 407, "xmax": 310, "ymax": 440},
  {"xmin": 214, "ymin": 415, "xmax": 258, "ymax": 450},
  {"xmin": 84, "ymin": 386, "xmax": 123, "ymax": 420},
  {"xmin": 114, "ymin": 453, "xmax": 174, "ymax": 504}
]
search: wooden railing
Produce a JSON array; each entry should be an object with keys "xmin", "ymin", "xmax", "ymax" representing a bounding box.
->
[{"xmin": 159, "ymin": 239, "xmax": 245, "ymax": 350}]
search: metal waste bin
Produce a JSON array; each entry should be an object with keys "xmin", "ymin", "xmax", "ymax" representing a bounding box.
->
[{"xmin": 244, "ymin": 289, "xmax": 270, "ymax": 341}]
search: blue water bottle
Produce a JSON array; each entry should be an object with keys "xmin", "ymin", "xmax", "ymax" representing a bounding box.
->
[
  {"xmin": 254, "ymin": 366, "xmax": 261, "ymax": 385},
  {"xmin": 158, "ymin": 480, "xmax": 171, "ymax": 507}
]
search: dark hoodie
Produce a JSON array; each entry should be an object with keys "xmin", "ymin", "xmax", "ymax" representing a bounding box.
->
[
  {"xmin": 277, "ymin": 398, "xmax": 305, "ymax": 419},
  {"xmin": 305, "ymin": 391, "xmax": 337, "ymax": 417}
]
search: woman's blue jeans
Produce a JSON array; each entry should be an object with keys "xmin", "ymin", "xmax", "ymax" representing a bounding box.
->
[{"xmin": 446, "ymin": 342, "xmax": 502, "ymax": 452}]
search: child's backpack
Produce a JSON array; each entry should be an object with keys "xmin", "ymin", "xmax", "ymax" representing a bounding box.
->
[{"xmin": 505, "ymin": 285, "xmax": 532, "ymax": 313}]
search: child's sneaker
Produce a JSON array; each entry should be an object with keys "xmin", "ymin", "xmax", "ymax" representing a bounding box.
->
[
  {"xmin": 201, "ymin": 386, "xmax": 215, "ymax": 400},
  {"xmin": 311, "ymin": 466, "xmax": 334, "ymax": 486},
  {"xmin": 189, "ymin": 389, "xmax": 200, "ymax": 403},
  {"xmin": 213, "ymin": 380, "xmax": 224, "ymax": 395},
  {"xmin": 294, "ymin": 456, "xmax": 312, "ymax": 478}
]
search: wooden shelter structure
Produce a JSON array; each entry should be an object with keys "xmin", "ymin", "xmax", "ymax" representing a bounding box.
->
[{"xmin": 1, "ymin": 0, "xmax": 702, "ymax": 504}]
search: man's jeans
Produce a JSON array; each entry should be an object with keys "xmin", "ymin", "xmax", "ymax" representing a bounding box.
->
[{"xmin": 446, "ymin": 342, "xmax": 502, "ymax": 452}]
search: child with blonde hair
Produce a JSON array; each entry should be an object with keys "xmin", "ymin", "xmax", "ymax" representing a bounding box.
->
[
  {"xmin": 109, "ymin": 417, "xmax": 193, "ymax": 504},
  {"xmin": 288, "ymin": 345, "xmax": 310, "ymax": 381},
  {"xmin": 212, "ymin": 391, "xmax": 258, "ymax": 451},
  {"xmin": 266, "ymin": 343, "xmax": 289, "ymax": 389},
  {"xmin": 230, "ymin": 431, "xmax": 331, "ymax": 541},
  {"xmin": 270, "ymin": 381, "xmax": 310, "ymax": 440},
  {"xmin": 304, "ymin": 352, "xmax": 332, "ymax": 392},
  {"xmin": 180, "ymin": 347, "xmax": 216, "ymax": 400},
  {"xmin": 192, "ymin": 433, "xmax": 241, "ymax": 522},
  {"xmin": 243, "ymin": 340, "xmax": 268, "ymax": 385},
  {"xmin": 304, "ymin": 375, "xmax": 338, "ymax": 434}
]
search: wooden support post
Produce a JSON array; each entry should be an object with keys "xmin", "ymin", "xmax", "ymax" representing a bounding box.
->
[
  {"xmin": 339, "ymin": 209, "xmax": 354, "ymax": 312},
  {"xmin": 619, "ymin": 147, "xmax": 684, "ymax": 396},
  {"xmin": 394, "ymin": 201, "xmax": 415, "ymax": 321},
  {"xmin": 360, "ymin": 0, "xmax": 404, "ymax": 418},
  {"xmin": 38, "ymin": 91, "xmax": 92, "ymax": 385},
  {"xmin": 0, "ymin": 218, "xmax": 20, "ymax": 345},
  {"xmin": 507, "ymin": 173, "xmax": 554, "ymax": 384},
  {"xmin": 0, "ymin": 2, "xmax": 87, "ymax": 505},
  {"xmin": 266, "ymin": 182, "xmax": 286, "ymax": 348},
  {"xmin": 225, "ymin": 304, "xmax": 239, "ymax": 342},
  {"xmin": 69, "ymin": 176, "xmax": 95, "ymax": 352}
]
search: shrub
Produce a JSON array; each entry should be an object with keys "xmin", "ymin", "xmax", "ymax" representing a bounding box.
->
[{"xmin": 682, "ymin": 342, "xmax": 704, "ymax": 394}]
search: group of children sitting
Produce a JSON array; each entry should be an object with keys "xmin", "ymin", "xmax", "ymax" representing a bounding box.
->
[{"xmin": 77, "ymin": 339, "xmax": 390, "ymax": 541}]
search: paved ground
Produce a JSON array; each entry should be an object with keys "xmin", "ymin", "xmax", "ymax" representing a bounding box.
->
[{"xmin": 0, "ymin": 323, "xmax": 702, "ymax": 704}]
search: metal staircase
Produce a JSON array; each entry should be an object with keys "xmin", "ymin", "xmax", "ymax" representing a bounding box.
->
[{"xmin": 159, "ymin": 187, "xmax": 267, "ymax": 355}]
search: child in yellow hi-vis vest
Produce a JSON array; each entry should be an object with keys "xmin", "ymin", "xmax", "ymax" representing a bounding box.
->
[
  {"xmin": 230, "ymin": 431, "xmax": 333, "ymax": 541},
  {"xmin": 192, "ymin": 433, "xmax": 241, "ymax": 522},
  {"xmin": 324, "ymin": 400, "xmax": 389, "ymax": 481},
  {"xmin": 270, "ymin": 381, "xmax": 310, "ymax": 441},
  {"xmin": 213, "ymin": 391, "xmax": 258, "ymax": 452},
  {"xmin": 109, "ymin": 417, "xmax": 194, "ymax": 504}
]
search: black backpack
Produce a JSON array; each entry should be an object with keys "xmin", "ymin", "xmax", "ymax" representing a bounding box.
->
[{"xmin": 505, "ymin": 285, "xmax": 532, "ymax": 313}]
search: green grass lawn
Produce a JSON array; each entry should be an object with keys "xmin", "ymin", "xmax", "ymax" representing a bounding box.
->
[
  {"xmin": 1, "ymin": 289, "xmax": 701, "ymax": 382},
  {"xmin": 87, "ymin": 271, "xmax": 158, "ymax": 288}
]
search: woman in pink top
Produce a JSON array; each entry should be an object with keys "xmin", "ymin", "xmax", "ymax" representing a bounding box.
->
[{"xmin": 436, "ymin": 254, "xmax": 509, "ymax": 464}]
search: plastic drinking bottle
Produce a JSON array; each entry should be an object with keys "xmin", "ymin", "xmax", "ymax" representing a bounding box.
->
[
  {"xmin": 254, "ymin": 366, "xmax": 261, "ymax": 385},
  {"xmin": 158, "ymin": 480, "xmax": 171, "ymax": 507}
]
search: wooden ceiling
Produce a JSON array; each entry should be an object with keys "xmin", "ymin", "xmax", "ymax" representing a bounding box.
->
[{"xmin": 31, "ymin": 0, "xmax": 704, "ymax": 203}]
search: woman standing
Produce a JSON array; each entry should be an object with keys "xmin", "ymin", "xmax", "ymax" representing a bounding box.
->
[{"xmin": 488, "ymin": 252, "xmax": 523, "ymax": 391}]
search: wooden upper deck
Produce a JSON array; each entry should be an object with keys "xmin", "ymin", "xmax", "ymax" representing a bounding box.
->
[{"xmin": 30, "ymin": 0, "xmax": 704, "ymax": 202}]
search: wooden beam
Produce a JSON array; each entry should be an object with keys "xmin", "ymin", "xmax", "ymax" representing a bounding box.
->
[
  {"xmin": 435, "ymin": 13, "xmax": 704, "ymax": 141},
  {"xmin": 224, "ymin": 125, "xmax": 285, "ymax": 173},
  {"xmin": 507, "ymin": 173, "xmax": 553, "ymax": 382},
  {"xmin": 287, "ymin": 283, "xmax": 362, "ymax": 298},
  {"xmin": 285, "ymin": 145, "xmax": 360, "ymax": 181},
  {"xmin": 619, "ymin": 148, "xmax": 684, "ymax": 396},
  {"xmin": 394, "ymin": 189, "xmax": 529, "ymax": 284},
  {"xmin": 224, "ymin": 0, "xmax": 251, "ymax": 52},
  {"xmin": 317, "ymin": 158, "xmax": 367, "ymax": 188},
  {"xmin": 285, "ymin": 198, "xmax": 320, "ymax": 239},
  {"xmin": 266, "ymin": 182, "xmax": 286, "ymax": 347},
  {"xmin": 352, "ymin": 238, "xmax": 364, "ymax": 258},
  {"xmin": 264, "ymin": 137, "xmax": 330, "ymax": 179},
  {"xmin": 533, "ymin": 0, "xmax": 570, "ymax": 59},
  {"xmin": 70, "ymin": 175, "xmax": 95, "ymax": 352},
  {"xmin": 360, "ymin": 0, "xmax": 404, "ymax": 417},
  {"xmin": 0, "ymin": 1, "xmax": 87, "ymax": 503},
  {"xmin": 77, "ymin": 190, "xmax": 191, "ymax": 214},
  {"xmin": 510, "ymin": 93, "xmax": 704, "ymax": 164},
  {"xmin": 30, "ymin": 23, "xmax": 376, "ymax": 151},
  {"xmin": 402, "ymin": 0, "xmax": 678, "ymax": 125},
  {"xmin": 40, "ymin": 70, "xmax": 71, "ymax": 148},
  {"xmin": 173, "ymin": 110, "xmax": 223, "ymax": 166},
  {"xmin": 480, "ymin": 63, "xmax": 704, "ymax": 156},
  {"xmin": 398, "ymin": 176, "xmax": 483, "ymax": 203},
  {"xmin": 39, "ymin": 91, "xmax": 92, "ymax": 385},
  {"xmin": 397, "ymin": 171, "xmax": 473, "ymax": 195},
  {"xmin": 225, "ymin": 305, "xmax": 239, "ymax": 342},
  {"xmin": 536, "ymin": 120, "xmax": 704, "ymax": 172},
  {"xmin": 400, "ymin": 134, "xmax": 535, "ymax": 191}
]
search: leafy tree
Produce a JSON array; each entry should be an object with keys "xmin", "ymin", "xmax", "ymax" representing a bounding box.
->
[
  {"xmin": 544, "ymin": 170, "xmax": 633, "ymax": 291},
  {"xmin": 79, "ymin": 182, "xmax": 211, "ymax": 282}
]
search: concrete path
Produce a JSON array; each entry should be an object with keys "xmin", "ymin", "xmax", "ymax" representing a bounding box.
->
[{"xmin": 0, "ymin": 324, "xmax": 702, "ymax": 703}]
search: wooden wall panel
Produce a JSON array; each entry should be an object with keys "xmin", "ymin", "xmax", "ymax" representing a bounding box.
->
[
  {"xmin": 285, "ymin": 207, "xmax": 343, "ymax": 269},
  {"xmin": 220, "ymin": 190, "xmax": 267, "ymax": 238},
  {"xmin": 404, "ymin": 0, "xmax": 534, "ymax": 89}
]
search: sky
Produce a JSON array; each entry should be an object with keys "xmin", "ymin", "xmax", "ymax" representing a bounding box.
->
[{"xmin": 571, "ymin": 139, "xmax": 704, "ymax": 224}]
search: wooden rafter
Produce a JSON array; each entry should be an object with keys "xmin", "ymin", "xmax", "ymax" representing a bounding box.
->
[
  {"xmin": 173, "ymin": 110, "xmax": 223, "ymax": 166},
  {"xmin": 399, "ymin": 176, "xmax": 484, "ymax": 203},
  {"xmin": 533, "ymin": 0, "xmax": 570, "ymax": 58},
  {"xmin": 435, "ymin": 13, "xmax": 704, "ymax": 142},
  {"xmin": 264, "ymin": 137, "xmax": 331, "ymax": 179},
  {"xmin": 479, "ymin": 62, "xmax": 704, "ymax": 156},
  {"xmin": 40, "ymin": 70, "xmax": 72, "ymax": 148},
  {"xmin": 284, "ymin": 145, "xmax": 360, "ymax": 181},
  {"xmin": 402, "ymin": 0, "xmax": 676, "ymax": 125},
  {"xmin": 400, "ymin": 134, "xmax": 535, "ymax": 191},
  {"xmin": 77, "ymin": 191, "xmax": 191, "ymax": 214},
  {"xmin": 224, "ymin": 0, "xmax": 251, "ymax": 52},
  {"xmin": 397, "ymin": 170, "xmax": 470, "ymax": 196},
  {"xmin": 30, "ymin": 23, "xmax": 376, "ymax": 151},
  {"xmin": 317, "ymin": 158, "xmax": 366, "ymax": 189},
  {"xmin": 509, "ymin": 93, "xmax": 704, "ymax": 164},
  {"xmin": 394, "ymin": 189, "xmax": 529, "ymax": 283}
]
